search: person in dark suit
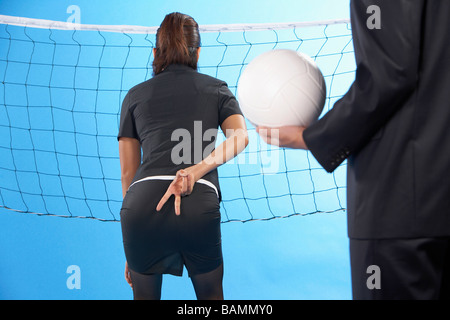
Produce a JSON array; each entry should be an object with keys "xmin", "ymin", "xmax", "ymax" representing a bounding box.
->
[{"xmin": 257, "ymin": 0, "xmax": 450, "ymax": 299}]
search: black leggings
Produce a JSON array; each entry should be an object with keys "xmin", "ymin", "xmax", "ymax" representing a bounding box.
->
[{"xmin": 129, "ymin": 263, "xmax": 224, "ymax": 300}]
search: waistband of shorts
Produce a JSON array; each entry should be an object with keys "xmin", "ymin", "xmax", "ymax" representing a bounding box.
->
[{"xmin": 128, "ymin": 175, "xmax": 219, "ymax": 198}]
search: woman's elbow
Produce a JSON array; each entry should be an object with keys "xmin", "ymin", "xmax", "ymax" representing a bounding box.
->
[
  {"xmin": 243, "ymin": 132, "xmax": 249, "ymax": 148},
  {"xmin": 237, "ymin": 128, "xmax": 249, "ymax": 149},
  {"xmin": 121, "ymin": 168, "xmax": 136, "ymax": 183},
  {"xmin": 238, "ymin": 130, "xmax": 249, "ymax": 156}
]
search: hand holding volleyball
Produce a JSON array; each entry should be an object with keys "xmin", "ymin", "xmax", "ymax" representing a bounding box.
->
[{"xmin": 256, "ymin": 125, "xmax": 308, "ymax": 149}]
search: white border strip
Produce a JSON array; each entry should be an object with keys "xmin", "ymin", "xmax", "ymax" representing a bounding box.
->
[{"xmin": 0, "ymin": 14, "xmax": 350, "ymax": 34}]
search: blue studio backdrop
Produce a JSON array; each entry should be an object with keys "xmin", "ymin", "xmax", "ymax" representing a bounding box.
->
[{"xmin": 0, "ymin": 0, "xmax": 352, "ymax": 300}]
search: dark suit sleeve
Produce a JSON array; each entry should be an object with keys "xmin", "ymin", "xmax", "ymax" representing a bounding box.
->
[{"xmin": 303, "ymin": 0, "xmax": 425, "ymax": 173}]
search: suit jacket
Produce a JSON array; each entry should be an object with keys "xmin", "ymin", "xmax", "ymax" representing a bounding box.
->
[{"xmin": 303, "ymin": 0, "xmax": 450, "ymax": 239}]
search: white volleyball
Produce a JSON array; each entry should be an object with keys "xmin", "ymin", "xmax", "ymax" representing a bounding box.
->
[{"xmin": 237, "ymin": 49, "xmax": 326, "ymax": 127}]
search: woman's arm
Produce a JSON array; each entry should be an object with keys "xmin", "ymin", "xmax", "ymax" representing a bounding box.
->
[
  {"xmin": 157, "ymin": 114, "xmax": 248, "ymax": 215},
  {"xmin": 119, "ymin": 137, "xmax": 140, "ymax": 288},
  {"xmin": 189, "ymin": 114, "xmax": 249, "ymax": 182},
  {"xmin": 118, "ymin": 137, "xmax": 141, "ymax": 198}
]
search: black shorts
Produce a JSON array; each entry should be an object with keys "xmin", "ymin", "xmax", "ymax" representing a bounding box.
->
[{"xmin": 120, "ymin": 178, "xmax": 222, "ymax": 277}]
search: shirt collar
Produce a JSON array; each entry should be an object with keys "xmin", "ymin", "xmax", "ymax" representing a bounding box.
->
[{"xmin": 163, "ymin": 64, "xmax": 197, "ymax": 73}]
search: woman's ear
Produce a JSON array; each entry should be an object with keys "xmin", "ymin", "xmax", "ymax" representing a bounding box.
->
[
  {"xmin": 153, "ymin": 48, "xmax": 157, "ymax": 57},
  {"xmin": 197, "ymin": 47, "xmax": 201, "ymax": 62}
]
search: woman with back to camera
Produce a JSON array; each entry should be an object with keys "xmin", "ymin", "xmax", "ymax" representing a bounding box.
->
[{"xmin": 118, "ymin": 12, "xmax": 248, "ymax": 300}]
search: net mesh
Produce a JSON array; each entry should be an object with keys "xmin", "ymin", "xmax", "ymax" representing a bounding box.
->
[{"xmin": 0, "ymin": 16, "xmax": 355, "ymax": 222}]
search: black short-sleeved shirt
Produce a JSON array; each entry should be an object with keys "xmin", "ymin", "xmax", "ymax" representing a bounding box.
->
[{"xmin": 118, "ymin": 64, "xmax": 242, "ymax": 200}]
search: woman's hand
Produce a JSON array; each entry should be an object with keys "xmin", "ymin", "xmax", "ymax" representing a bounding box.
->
[
  {"xmin": 125, "ymin": 261, "xmax": 132, "ymax": 288},
  {"xmin": 156, "ymin": 169, "xmax": 195, "ymax": 215}
]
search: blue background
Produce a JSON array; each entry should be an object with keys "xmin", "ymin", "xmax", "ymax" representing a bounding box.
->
[{"xmin": 0, "ymin": 0, "xmax": 352, "ymax": 300}]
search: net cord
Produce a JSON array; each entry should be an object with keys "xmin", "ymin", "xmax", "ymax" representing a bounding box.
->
[{"xmin": 0, "ymin": 14, "xmax": 350, "ymax": 34}]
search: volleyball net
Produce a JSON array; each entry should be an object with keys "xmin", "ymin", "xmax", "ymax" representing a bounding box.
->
[{"xmin": 0, "ymin": 15, "xmax": 354, "ymax": 222}]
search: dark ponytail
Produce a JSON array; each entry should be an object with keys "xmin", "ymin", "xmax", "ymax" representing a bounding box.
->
[{"xmin": 153, "ymin": 12, "xmax": 201, "ymax": 75}]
